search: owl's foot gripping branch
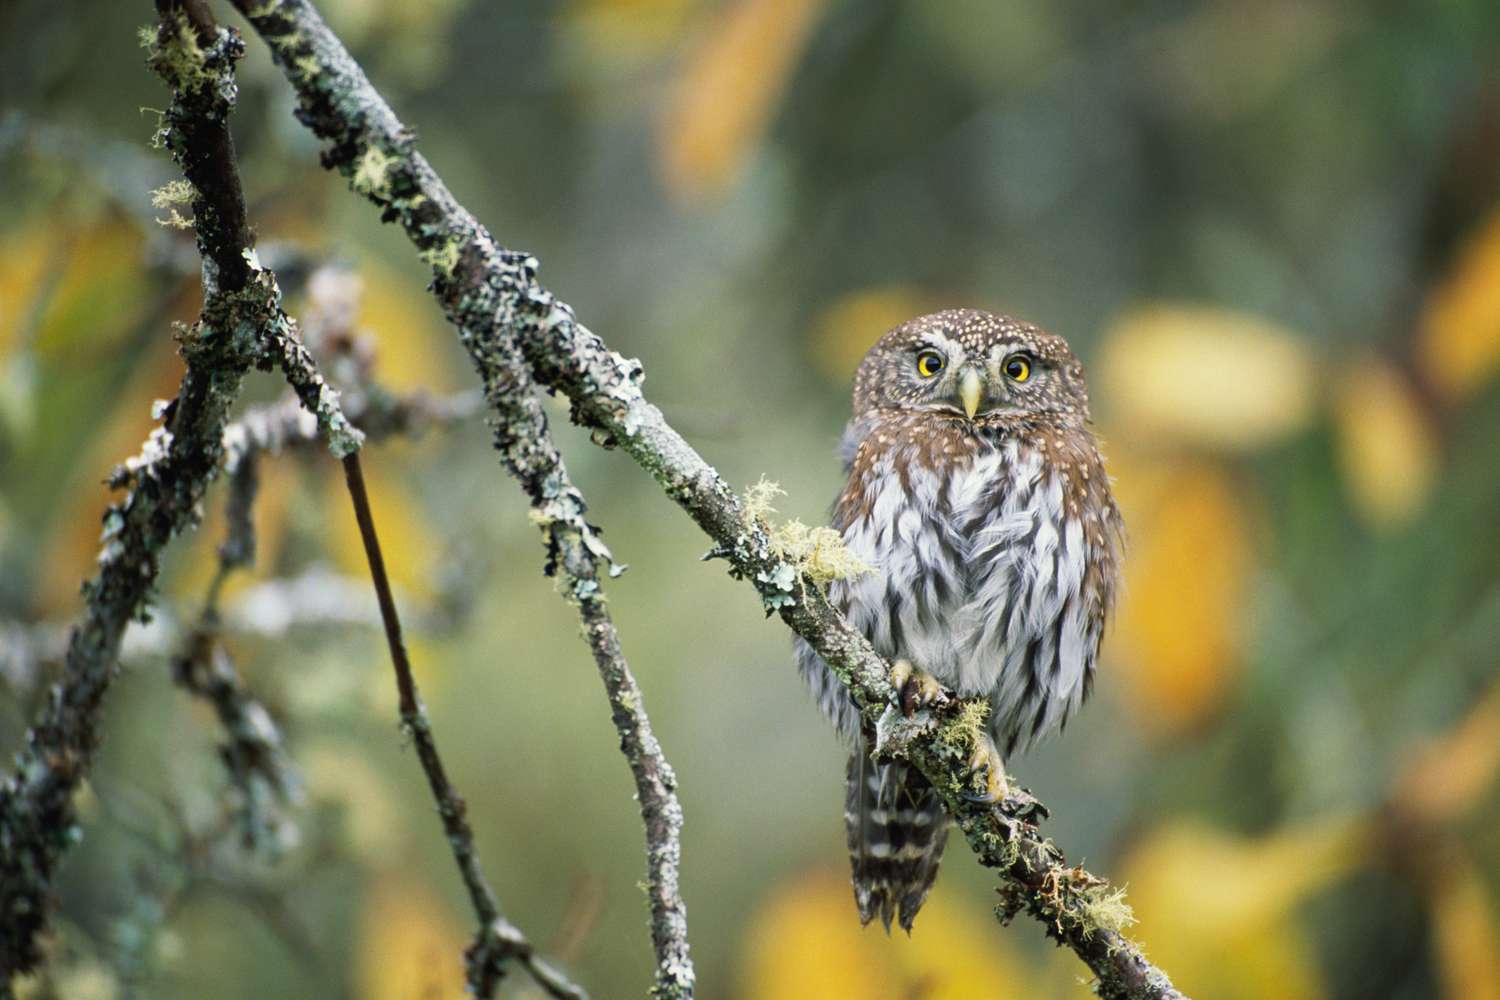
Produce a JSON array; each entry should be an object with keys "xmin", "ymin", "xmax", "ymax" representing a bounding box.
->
[{"xmin": 221, "ymin": 0, "xmax": 1189, "ymax": 996}]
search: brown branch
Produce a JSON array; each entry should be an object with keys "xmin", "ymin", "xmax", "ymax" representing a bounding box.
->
[
  {"xmin": 151, "ymin": 0, "xmax": 253, "ymax": 294},
  {"xmin": 0, "ymin": 10, "xmax": 270, "ymax": 980},
  {"xmin": 340, "ymin": 452, "xmax": 585, "ymax": 1000},
  {"xmin": 171, "ymin": 447, "xmax": 302, "ymax": 857},
  {"xmin": 228, "ymin": 2, "xmax": 1183, "ymax": 996},
  {"xmin": 0, "ymin": 1, "xmax": 359, "ymax": 981}
]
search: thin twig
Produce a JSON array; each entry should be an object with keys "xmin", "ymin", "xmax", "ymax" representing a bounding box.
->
[
  {"xmin": 340, "ymin": 452, "xmax": 584, "ymax": 1000},
  {"xmin": 170, "ymin": 450, "xmax": 302, "ymax": 857},
  {"xmin": 229, "ymin": 3, "xmax": 1181, "ymax": 995}
]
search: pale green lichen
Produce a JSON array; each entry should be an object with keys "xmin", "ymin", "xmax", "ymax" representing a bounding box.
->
[
  {"xmin": 1035, "ymin": 865, "xmax": 1137, "ymax": 944},
  {"xmin": 945, "ymin": 698, "xmax": 990, "ymax": 753},
  {"xmin": 141, "ymin": 14, "xmax": 215, "ymax": 93},
  {"xmin": 743, "ymin": 477, "xmax": 871, "ymax": 588},
  {"xmin": 151, "ymin": 179, "xmax": 196, "ymax": 230},
  {"xmin": 418, "ymin": 235, "xmax": 463, "ymax": 276},
  {"xmin": 1075, "ymin": 883, "xmax": 1136, "ymax": 940},
  {"xmin": 139, "ymin": 106, "xmax": 169, "ymax": 148},
  {"xmin": 351, "ymin": 145, "xmax": 395, "ymax": 198},
  {"xmin": 743, "ymin": 477, "xmax": 784, "ymax": 523},
  {"xmin": 769, "ymin": 519, "xmax": 869, "ymax": 586}
]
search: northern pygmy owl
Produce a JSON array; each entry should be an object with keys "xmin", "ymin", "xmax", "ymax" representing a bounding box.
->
[{"xmin": 795, "ymin": 308, "xmax": 1123, "ymax": 932}]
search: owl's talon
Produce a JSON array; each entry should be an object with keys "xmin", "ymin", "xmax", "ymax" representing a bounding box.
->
[
  {"xmin": 890, "ymin": 659, "xmax": 948, "ymax": 717},
  {"xmin": 962, "ymin": 738, "xmax": 1009, "ymax": 804}
]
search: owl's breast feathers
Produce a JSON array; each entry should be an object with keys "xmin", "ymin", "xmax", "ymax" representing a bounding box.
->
[{"xmin": 828, "ymin": 409, "xmax": 1122, "ymax": 754}]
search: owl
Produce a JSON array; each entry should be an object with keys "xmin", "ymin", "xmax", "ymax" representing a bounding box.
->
[{"xmin": 795, "ymin": 308, "xmax": 1123, "ymax": 932}]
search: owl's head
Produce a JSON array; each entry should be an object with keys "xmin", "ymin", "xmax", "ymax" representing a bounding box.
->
[{"xmin": 851, "ymin": 309, "xmax": 1091, "ymax": 426}]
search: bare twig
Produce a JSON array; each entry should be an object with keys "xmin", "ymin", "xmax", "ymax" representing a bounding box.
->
[
  {"xmin": 224, "ymin": 386, "xmax": 482, "ymax": 469},
  {"xmin": 229, "ymin": 2, "xmax": 1183, "ymax": 996},
  {"xmin": 340, "ymin": 452, "xmax": 584, "ymax": 1000}
]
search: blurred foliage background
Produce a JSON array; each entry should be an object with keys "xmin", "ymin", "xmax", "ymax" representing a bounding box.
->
[{"xmin": 4, "ymin": 0, "xmax": 1500, "ymax": 997}]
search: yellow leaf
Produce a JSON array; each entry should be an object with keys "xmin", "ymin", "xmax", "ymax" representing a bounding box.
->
[
  {"xmin": 353, "ymin": 256, "xmax": 462, "ymax": 393},
  {"xmin": 1395, "ymin": 678, "xmax": 1500, "ymax": 825},
  {"xmin": 561, "ymin": 0, "xmax": 704, "ymax": 67},
  {"xmin": 15, "ymin": 954, "xmax": 119, "ymax": 1000},
  {"xmin": 1420, "ymin": 208, "xmax": 1500, "ymax": 401},
  {"xmin": 33, "ymin": 219, "xmax": 150, "ymax": 357},
  {"xmin": 0, "ymin": 218, "xmax": 64, "ymax": 353},
  {"xmin": 657, "ymin": 0, "xmax": 828, "ymax": 202},
  {"xmin": 1333, "ymin": 358, "xmax": 1437, "ymax": 528},
  {"xmin": 1430, "ymin": 851, "xmax": 1500, "ymax": 1000},
  {"xmin": 1108, "ymin": 459, "xmax": 1251, "ymax": 738},
  {"xmin": 303, "ymin": 742, "xmax": 405, "ymax": 865},
  {"xmin": 357, "ymin": 875, "xmax": 468, "ymax": 1000},
  {"xmin": 1098, "ymin": 304, "xmax": 1316, "ymax": 451},
  {"xmin": 1123, "ymin": 818, "xmax": 1368, "ymax": 1000},
  {"xmin": 809, "ymin": 287, "xmax": 946, "ymax": 383},
  {"xmin": 738, "ymin": 867, "xmax": 1035, "ymax": 999}
]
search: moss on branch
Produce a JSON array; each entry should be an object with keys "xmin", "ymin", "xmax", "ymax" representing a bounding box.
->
[{"xmin": 229, "ymin": 1, "xmax": 1182, "ymax": 996}]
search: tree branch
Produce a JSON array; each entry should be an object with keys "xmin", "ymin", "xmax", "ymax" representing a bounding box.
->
[
  {"xmin": 0, "ymin": 1, "xmax": 359, "ymax": 980},
  {"xmin": 172, "ymin": 447, "xmax": 302, "ymax": 857},
  {"xmin": 340, "ymin": 452, "xmax": 585, "ymax": 1000},
  {"xmin": 228, "ymin": 2, "xmax": 1184, "ymax": 996},
  {"xmin": 0, "ymin": 13, "xmax": 263, "ymax": 980},
  {"xmin": 464, "ymin": 272, "xmax": 695, "ymax": 1000},
  {"xmin": 220, "ymin": 5, "xmax": 699, "ymax": 996}
]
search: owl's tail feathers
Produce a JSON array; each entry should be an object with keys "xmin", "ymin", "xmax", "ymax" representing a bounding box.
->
[{"xmin": 845, "ymin": 748, "xmax": 951, "ymax": 933}]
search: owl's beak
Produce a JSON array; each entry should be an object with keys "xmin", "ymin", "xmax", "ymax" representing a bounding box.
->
[{"xmin": 958, "ymin": 368, "xmax": 984, "ymax": 420}]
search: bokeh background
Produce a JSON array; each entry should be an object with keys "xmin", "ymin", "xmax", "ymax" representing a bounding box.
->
[{"xmin": 5, "ymin": 1, "xmax": 1500, "ymax": 997}]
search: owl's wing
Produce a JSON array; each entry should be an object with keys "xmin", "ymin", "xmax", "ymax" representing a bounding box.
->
[{"xmin": 837, "ymin": 416, "xmax": 875, "ymax": 474}]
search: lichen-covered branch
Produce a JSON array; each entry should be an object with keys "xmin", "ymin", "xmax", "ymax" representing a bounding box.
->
[
  {"xmin": 172, "ymin": 448, "xmax": 302, "ymax": 857},
  {"xmin": 226, "ymin": 4, "xmax": 697, "ymax": 996},
  {"xmin": 224, "ymin": 386, "xmax": 482, "ymax": 467},
  {"xmin": 229, "ymin": 2, "xmax": 1182, "ymax": 996},
  {"xmin": 0, "ymin": 2, "xmax": 358, "ymax": 981},
  {"xmin": 460, "ymin": 256, "xmax": 694, "ymax": 1000},
  {"xmin": 340, "ymin": 453, "xmax": 585, "ymax": 1000}
]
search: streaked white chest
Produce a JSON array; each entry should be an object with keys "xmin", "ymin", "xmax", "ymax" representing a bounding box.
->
[{"xmin": 831, "ymin": 438, "xmax": 1093, "ymax": 748}]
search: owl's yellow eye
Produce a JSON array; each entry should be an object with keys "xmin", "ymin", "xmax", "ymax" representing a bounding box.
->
[
  {"xmin": 916, "ymin": 351, "xmax": 945, "ymax": 378},
  {"xmin": 1004, "ymin": 354, "xmax": 1032, "ymax": 382}
]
